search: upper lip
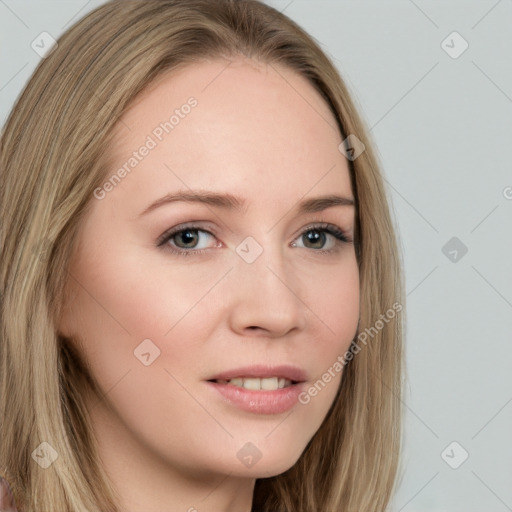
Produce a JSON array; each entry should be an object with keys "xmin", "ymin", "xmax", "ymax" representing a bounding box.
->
[{"xmin": 207, "ymin": 365, "xmax": 308, "ymax": 383}]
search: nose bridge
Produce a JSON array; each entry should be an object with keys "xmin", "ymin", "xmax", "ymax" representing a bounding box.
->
[
  {"xmin": 235, "ymin": 233, "xmax": 291, "ymax": 291},
  {"xmin": 228, "ymin": 233, "xmax": 306, "ymax": 336}
]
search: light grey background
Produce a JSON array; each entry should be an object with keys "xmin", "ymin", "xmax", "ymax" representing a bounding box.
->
[{"xmin": 1, "ymin": 1, "xmax": 511, "ymax": 511}]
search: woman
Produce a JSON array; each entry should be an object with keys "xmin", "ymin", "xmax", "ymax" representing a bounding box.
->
[{"xmin": 0, "ymin": 1, "xmax": 405, "ymax": 510}]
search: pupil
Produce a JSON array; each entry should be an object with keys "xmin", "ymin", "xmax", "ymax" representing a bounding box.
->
[
  {"xmin": 177, "ymin": 229, "xmax": 198, "ymax": 248},
  {"xmin": 305, "ymin": 230, "xmax": 325, "ymax": 248}
]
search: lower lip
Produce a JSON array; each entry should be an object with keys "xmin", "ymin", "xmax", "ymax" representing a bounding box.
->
[{"xmin": 206, "ymin": 381, "xmax": 304, "ymax": 414}]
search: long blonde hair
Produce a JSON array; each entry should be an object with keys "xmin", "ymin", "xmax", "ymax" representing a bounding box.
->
[{"xmin": 0, "ymin": 1, "xmax": 405, "ymax": 510}]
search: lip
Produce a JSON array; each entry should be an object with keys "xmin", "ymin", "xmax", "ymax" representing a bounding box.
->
[
  {"xmin": 205, "ymin": 365, "xmax": 307, "ymax": 415},
  {"xmin": 207, "ymin": 364, "xmax": 308, "ymax": 383},
  {"xmin": 206, "ymin": 381, "xmax": 305, "ymax": 414}
]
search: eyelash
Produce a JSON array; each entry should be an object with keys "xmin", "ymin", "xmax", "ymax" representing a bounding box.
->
[{"xmin": 156, "ymin": 222, "xmax": 352, "ymax": 257}]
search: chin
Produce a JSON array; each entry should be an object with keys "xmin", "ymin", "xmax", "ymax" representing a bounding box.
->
[
  {"xmin": 250, "ymin": 456, "xmax": 302, "ymax": 478},
  {"xmin": 217, "ymin": 437, "xmax": 307, "ymax": 479}
]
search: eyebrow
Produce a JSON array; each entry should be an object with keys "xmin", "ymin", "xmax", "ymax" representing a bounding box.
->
[{"xmin": 139, "ymin": 190, "xmax": 355, "ymax": 217}]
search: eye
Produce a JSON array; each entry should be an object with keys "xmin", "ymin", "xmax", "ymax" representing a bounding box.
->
[
  {"xmin": 157, "ymin": 225, "xmax": 218, "ymax": 256},
  {"xmin": 157, "ymin": 222, "xmax": 352, "ymax": 257},
  {"xmin": 291, "ymin": 223, "xmax": 352, "ymax": 253}
]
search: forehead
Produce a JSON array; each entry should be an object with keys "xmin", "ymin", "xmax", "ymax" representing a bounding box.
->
[{"xmin": 105, "ymin": 57, "xmax": 353, "ymax": 212}]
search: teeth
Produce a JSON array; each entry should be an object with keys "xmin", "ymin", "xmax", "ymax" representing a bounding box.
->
[
  {"xmin": 261, "ymin": 377, "xmax": 278, "ymax": 390},
  {"xmin": 243, "ymin": 378, "xmax": 261, "ymax": 390},
  {"xmin": 217, "ymin": 377, "xmax": 293, "ymax": 390}
]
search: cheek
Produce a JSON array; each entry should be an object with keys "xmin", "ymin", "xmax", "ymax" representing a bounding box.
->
[
  {"xmin": 64, "ymin": 248, "xmax": 229, "ymax": 408},
  {"xmin": 63, "ymin": 254, "xmax": 224, "ymax": 466},
  {"xmin": 68, "ymin": 244, "xmax": 224, "ymax": 340},
  {"xmin": 302, "ymin": 254, "xmax": 360, "ymax": 349},
  {"xmin": 295, "ymin": 255, "xmax": 359, "ymax": 405}
]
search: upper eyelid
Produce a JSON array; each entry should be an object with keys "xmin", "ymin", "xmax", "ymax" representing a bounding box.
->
[{"xmin": 156, "ymin": 222, "xmax": 217, "ymax": 246}]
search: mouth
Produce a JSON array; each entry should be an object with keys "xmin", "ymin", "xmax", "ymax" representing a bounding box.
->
[
  {"xmin": 206, "ymin": 364, "xmax": 307, "ymax": 388},
  {"xmin": 208, "ymin": 376, "xmax": 296, "ymax": 391},
  {"xmin": 205, "ymin": 365, "xmax": 307, "ymax": 414}
]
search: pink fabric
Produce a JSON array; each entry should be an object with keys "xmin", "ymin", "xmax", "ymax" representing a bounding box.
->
[{"xmin": 0, "ymin": 476, "xmax": 18, "ymax": 512}]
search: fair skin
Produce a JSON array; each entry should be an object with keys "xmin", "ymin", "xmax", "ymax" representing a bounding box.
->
[{"xmin": 59, "ymin": 57, "xmax": 359, "ymax": 512}]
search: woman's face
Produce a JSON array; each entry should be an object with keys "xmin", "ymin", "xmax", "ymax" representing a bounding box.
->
[{"xmin": 60, "ymin": 57, "xmax": 359, "ymax": 493}]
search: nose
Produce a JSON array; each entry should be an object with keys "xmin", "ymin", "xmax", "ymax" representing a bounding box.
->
[{"xmin": 227, "ymin": 243, "xmax": 307, "ymax": 338}]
